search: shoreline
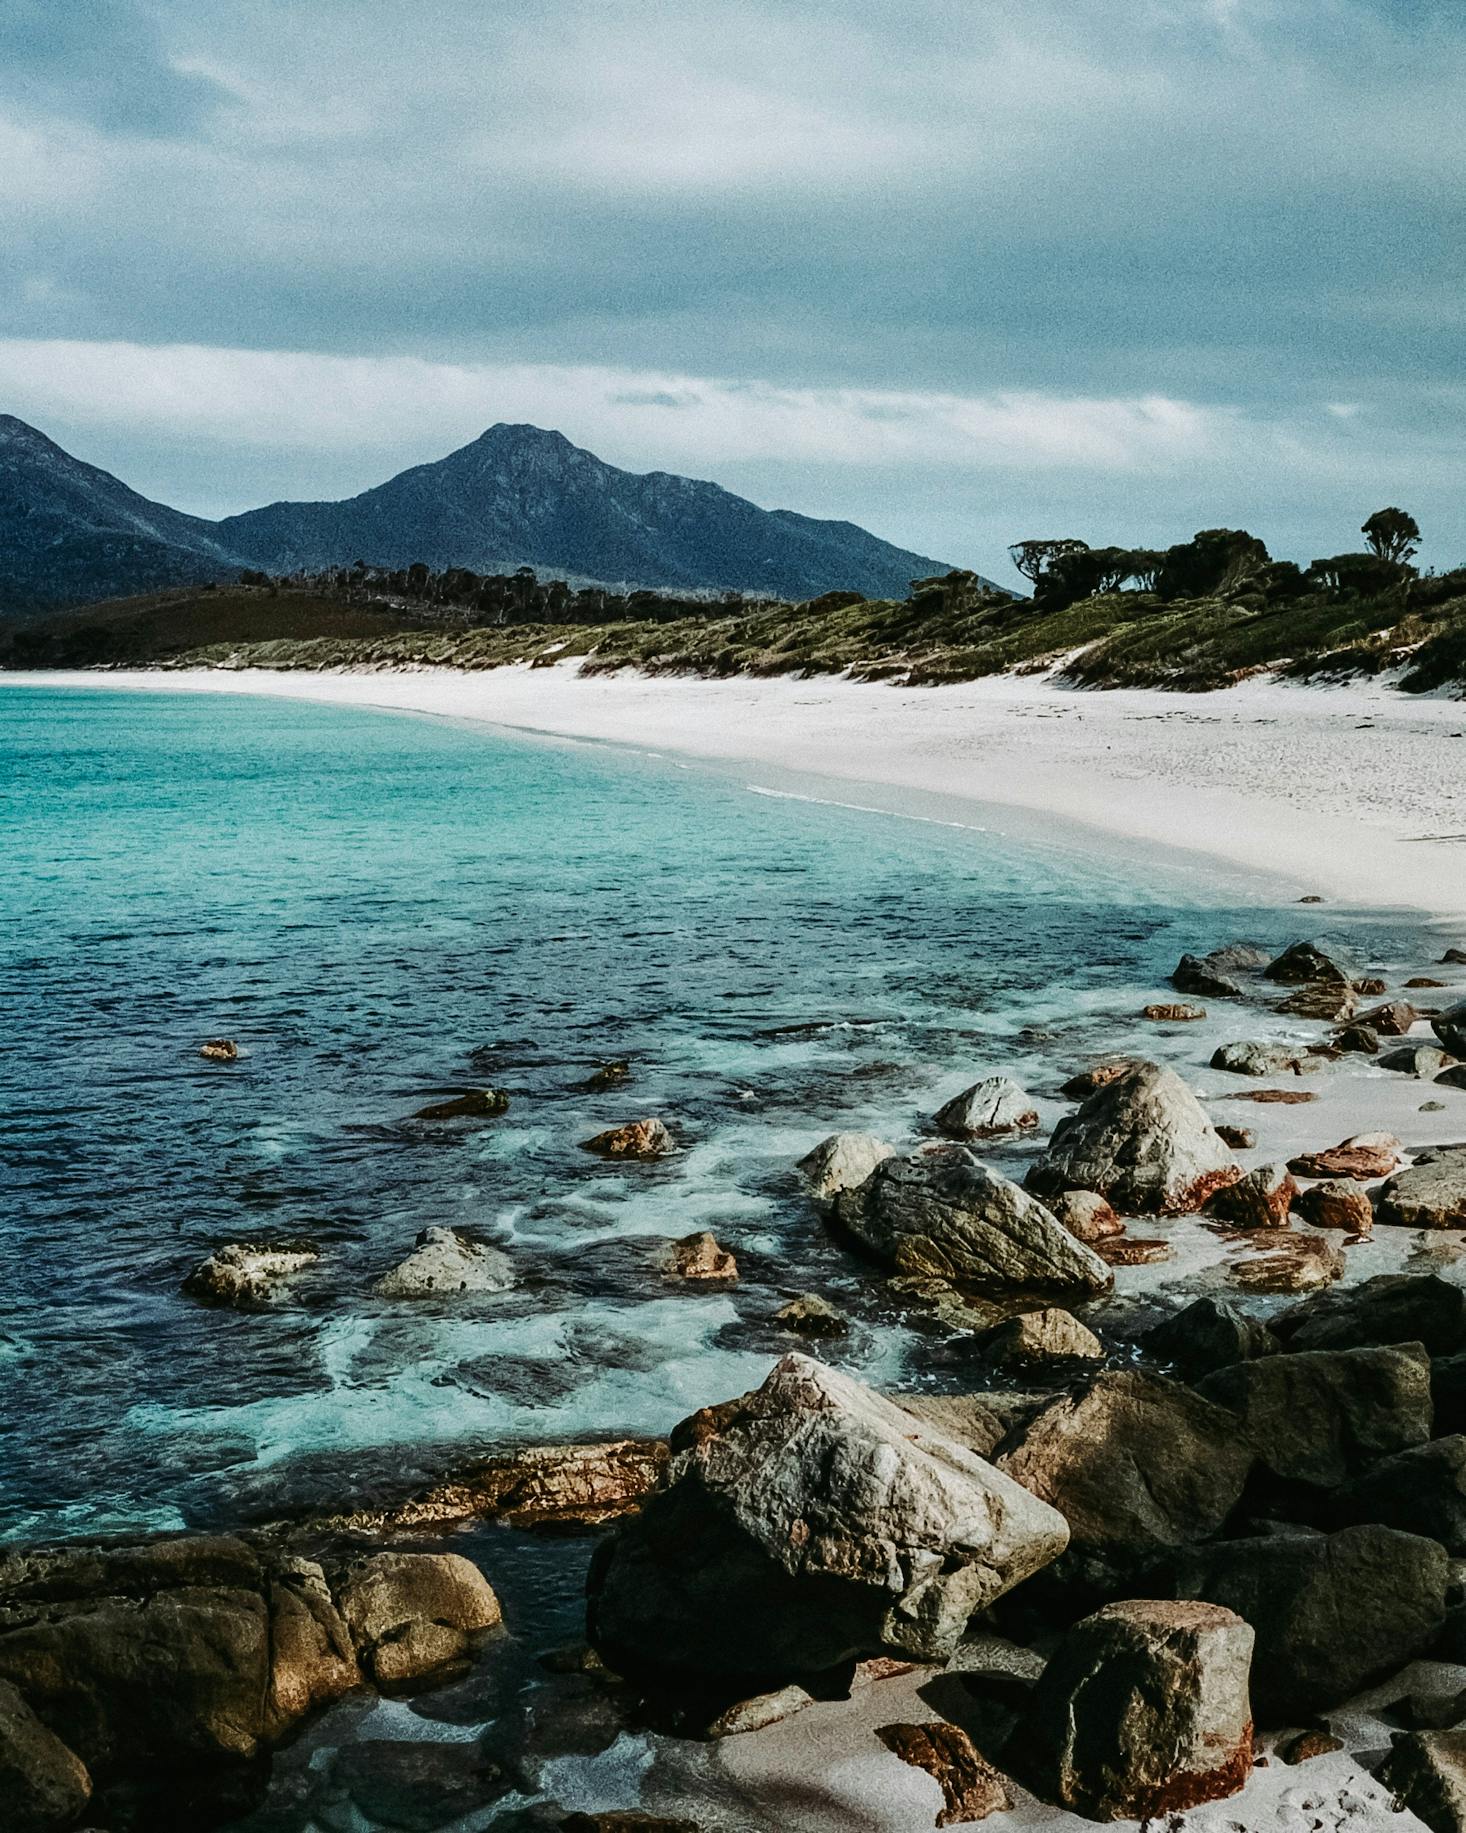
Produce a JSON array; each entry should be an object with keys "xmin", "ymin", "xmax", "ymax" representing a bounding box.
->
[{"xmin": 8, "ymin": 663, "xmax": 1464, "ymax": 921}]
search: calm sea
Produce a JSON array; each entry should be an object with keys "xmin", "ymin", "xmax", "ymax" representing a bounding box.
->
[{"xmin": 0, "ymin": 683, "xmax": 1423, "ymax": 1544}]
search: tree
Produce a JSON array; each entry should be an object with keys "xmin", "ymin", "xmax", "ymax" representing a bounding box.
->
[
  {"xmin": 1008, "ymin": 538, "xmax": 1089, "ymax": 590},
  {"xmin": 1362, "ymin": 507, "xmax": 1420, "ymax": 566},
  {"xmin": 1157, "ymin": 529, "xmax": 1270, "ymax": 601},
  {"xmin": 1307, "ymin": 552, "xmax": 1405, "ymax": 596},
  {"xmin": 1120, "ymin": 549, "xmax": 1164, "ymax": 591}
]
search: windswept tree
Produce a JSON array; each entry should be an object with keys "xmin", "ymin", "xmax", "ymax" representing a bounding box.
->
[
  {"xmin": 1362, "ymin": 507, "xmax": 1420, "ymax": 566},
  {"xmin": 1008, "ymin": 538, "xmax": 1089, "ymax": 591}
]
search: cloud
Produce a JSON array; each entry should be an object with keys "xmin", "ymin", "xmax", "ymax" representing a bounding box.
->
[{"xmin": 0, "ymin": 1, "xmax": 225, "ymax": 137}]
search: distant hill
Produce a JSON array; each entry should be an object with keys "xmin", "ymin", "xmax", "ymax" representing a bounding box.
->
[{"xmin": 0, "ymin": 417, "xmax": 965, "ymax": 613}]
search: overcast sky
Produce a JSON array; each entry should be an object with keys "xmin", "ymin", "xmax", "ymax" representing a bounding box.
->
[{"xmin": 2, "ymin": 0, "xmax": 1461, "ymax": 582}]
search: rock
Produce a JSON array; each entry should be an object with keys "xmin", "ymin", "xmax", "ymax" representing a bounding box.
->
[
  {"xmin": 1027, "ymin": 1062, "xmax": 1239, "ymax": 1215},
  {"xmin": 1382, "ymin": 1044, "xmax": 1458, "ymax": 1078},
  {"xmin": 875, "ymin": 1721, "xmax": 1011, "ymax": 1824},
  {"xmin": 1359, "ymin": 1000, "xmax": 1420, "ymax": 1036},
  {"xmin": 1380, "ymin": 1730, "xmax": 1466, "ymax": 1833},
  {"xmin": 1279, "ymin": 1729, "xmax": 1344, "ymax": 1764},
  {"xmin": 836, "ymin": 1149, "xmax": 1113, "ymax": 1294},
  {"xmin": 796, "ymin": 1131, "xmax": 896, "ymax": 1201},
  {"xmin": 894, "ymin": 1392, "xmax": 1048, "ymax": 1461},
  {"xmin": 1294, "ymin": 1179, "xmax": 1374, "ymax": 1232},
  {"xmin": 1228, "ymin": 1234, "xmax": 1344, "ymax": 1294},
  {"xmin": 932, "ymin": 1076, "xmax": 1038, "ymax": 1140},
  {"xmin": 325, "ymin": 1739, "xmax": 509, "ymax": 1832},
  {"xmin": 1435, "ymin": 1002, "xmax": 1466, "ymax": 1057},
  {"xmin": 413, "ymin": 1089, "xmax": 509, "ymax": 1121},
  {"xmin": 1215, "ymin": 1124, "xmax": 1256, "ymax": 1148},
  {"xmin": 1059, "ymin": 1059, "xmax": 1137, "ymax": 1099},
  {"xmin": 581, "ymin": 1061, "xmax": 631, "ymax": 1091},
  {"xmin": 663, "ymin": 1231, "xmax": 737, "ymax": 1282},
  {"xmin": 561, "ymin": 1816, "xmax": 701, "ymax": 1833},
  {"xmin": 586, "ymin": 1355, "xmax": 1070, "ymax": 1682},
  {"xmin": 374, "ymin": 1227, "xmax": 513, "ymax": 1298},
  {"xmin": 1357, "ymin": 975, "xmax": 1390, "ymax": 995},
  {"xmin": 582, "ymin": 1118, "xmax": 677, "ymax": 1159},
  {"xmin": 334, "ymin": 1552, "xmax": 501, "ymax": 1690},
  {"xmin": 1427, "ymin": 1098, "xmax": 1452, "ymax": 1110},
  {"xmin": 1333, "ymin": 1436, "xmax": 1466, "ymax": 1553},
  {"xmin": 1196, "ymin": 1343, "xmax": 1432, "ymax": 1490},
  {"xmin": 1172, "ymin": 953, "xmax": 1243, "ymax": 999},
  {"xmin": 1210, "ymin": 1040, "xmax": 1322, "ymax": 1077},
  {"xmin": 1096, "ymin": 1235, "xmax": 1173, "ymax": 1266},
  {"xmin": 977, "ymin": 1308, "xmax": 1103, "ymax": 1367},
  {"xmin": 1144, "ymin": 1297, "xmax": 1278, "ymax": 1379},
  {"xmin": 0, "ymin": 1679, "xmax": 92, "ymax": 1833},
  {"xmin": 1018, "ymin": 1600, "xmax": 1253, "ymax": 1820},
  {"xmin": 200, "ymin": 1038, "xmax": 238, "ymax": 1062},
  {"xmin": 1412, "ymin": 978, "xmax": 1450, "ymax": 990},
  {"xmin": 1377, "ymin": 1146, "xmax": 1466, "ymax": 1228},
  {"xmin": 1280, "ymin": 1273, "xmax": 1466, "ymax": 1356},
  {"xmin": 1050, "ymin": 1189, "xmax": 1124, "ymax": 1243},
  {"xmin": 260, "ymin": 1556, "xmax": 360, "ymax": 1733},
  {"xmin": 1144, "ymin": 1002, "xmax": 1207, "ymax": 1022},
  {"xmin": 1288, "ymin": 1131, "xmax": 1401, "ymax": 1180},
  {"xmin": 1223, "ymin": 1086, "xmax": 1318, "ymax": 1103},
  {"xmin": 1440, "ymin": 1067, "xmax": 1466, "ymax": 1091},
  {"xmin": 1331, "ymin": 1023, "xmax": 1379, "ymax": 1055},
  {"xmin": 182, "ymin": 1238, "xmax": 318, "ymax": 1308},
  {"xmin": 995, "ymin": 1371, "xmax": 1252, "ymax": 1572},
  {"xmin": 1445, "ymin": 950, "xmax": 1466, "ymax": 966},
  {"xmin": 1206, "ymin": 1162, "xmax": 1296, "ymax": 1229},
  {"xmin": 1436, "ymin": 1356, "xmax": 1466, "ymax": 1437},
  {"xmin": 1264, "ymin": 940, "xmax": 1353, "ymax": 987},
  {"xmin": 698, "ymin": 1681, "xmax": 818, "ymax": 1738},
  {"xmin": 772, "ymin": 1293, "xmax": 848, "ymax": 1337},
  {"xmin": 1278, "ymin": 984, "xmax": 1357, "ymax": 1023},
  {"xmin": 1169, "ymin": 1524, "xmax": 1450, "ymax": 1720}
]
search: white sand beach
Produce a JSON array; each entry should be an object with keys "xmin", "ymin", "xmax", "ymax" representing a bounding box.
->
[{"xmin": 20, "ymin": 664, "xmax": 1463, "ymax": 921}]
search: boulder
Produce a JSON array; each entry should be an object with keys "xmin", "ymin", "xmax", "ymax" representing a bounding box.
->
[
  {"xmin": 182, "ymin": 1238, "xmax": 318, "ymax": 1308},
  {"xmin": 1143, "ymin": 1002, "xmax": 1207, "ymax": 1022},
  {"xmin": 1264, "ymin": 941, "xmax": 1352, "ymax": 987},
  {"xmin": 797, "ymin": 1131, "xmax": 895, "ymax": 1201},
  {"xmin": 1206, "ymin": 1162, "xmax": 1296, "ymax": 1229},
  {"xmin": 1018, "ymin": 1600, "xmax": 1253, "ymax": 1820},
  {"xmin": 199, "ymin": 1038, "xmax": 238, "ymax": 1062},
  {"xmin": 1382, "ymin": 1044, "xmax": 1457, "ymax": 1078},
  {"xmin": 1210, "ymin": 1041, "xmax": 1322, "ymax": 1078},
  {"xmin": 582, "ymin": 1118, "xmax": 677, "ymax": 1160},
  {"xmin": 1027, "ymin": 1062, "xmax": 1239, "ymax": 1215},
  {"xmin": 1169, "ymin": 1524, "xmax": 1450, "ymax": 1719},
  {"xmin": 0, "ymin": 1680, "xmax": 92, "ymax": 1833},
  {"xmin": 1411, "ymin": 978, "xmax": 1450, "ymax": 990},
  {"xmin": 1050, "ymin": 1190, "xmax": 1124, "ymax": 1243},
  {"xmin": 1059, "ymin": 1059, "xmax": 1138, "ymax": 1099},
  {"xmin": 1332, "ymin": 1022, "xmax": 1379, "ymax": 1055},
  {"xmin": 1434, "ymin": 1002, "xmax": 1466, "ymax": 1057},
  {"xmin": 1288, "ymin": 1131, "xmax": 1401, "ymax": 1180},
  {"xmin": 1197, "ymin": 1342, "xmax": 1431, "ymax": 1490},
  {"xmin": 875, "ymin": 1721, "xmax": 1011, "ymax": 1824},
  {"xmin": 663, "ymin": 1231, "xmax": 737, "ymax": 1282},
  {"xmin": 1445, "ymin": 950, "xmax": 1466, "ymax": 966},
  {"xmin": 836, "ymin": 1150, "xmax": 1113, "ymax": 1294},
  {"xmin": 587, "ymin": 1355, "xmax": 1070, "ymax": 1682},
  {"xmin": 1171, "ymin": 954, "xmax": 1242, "ymax": 999},
  {"xmin": 580, "ymin": 1061, "xmax": 631, "ymax": 1091},
  {"xmin": 977, "ymin": 1308, "xmax": 1103, "ymax": 1367},
  {"xmin": 1144, "ymin": 1297, "xmax": 1278, "ymax": 1380},
  {"xmin": 1436, "ymin": 1356, "xmax": 1466, "ymax": 1437},
  {"xmin": 1333, "ymin": 1436, "xmax": 1466, "ymax": 1553},
  {"xmin": 412, "ymin": 1088, "xmax": 509, "ymax": 1121},
  {"xmin": 1440, "ymin": 1066, "xmax": 1466, "ymax": 1091},
  {"xmin": 1280, "ymin": 1274, "xmax": 1466, "ymax": 1356},
  {"xmin": 1294, "ymin": 1179, "xmax": 1374, "ymax": 1232},
  {"xmin": 1215, "ymin": 1123, "xmax": 1255, "ymax": 1148},
  {"xmin": 1277, "ymin": 983, "xmax": 1356, "ymax": 1023},
  {"xmin": 772, "ymin": 1294, "xmax": 848, "ymax": 1337},
  {"xmin": 1227, "ymin": 1233, "xmax": 1344, "ymax": 1294},
  {"xmin": 1379, "ymin": 1731, "xmax": 1466, "ymax": 1833},
  {"xmin": 1377, "ymin": 1146, "xmax": 1466, "ymax": 1228},
  {"xmin": 323, "ymin": 1739, "xmax": 510, "ymax": 1831},
  {"xmin": 374, "ymin": 1227, "xmax": 513, "ymax": 1298},
  {"xmin": 333, "ymin": 1552, "xmax": 501, "ymax": 1690},
  {"xmin": 894, "ymin": 1392, "xmax": 1048, "ymax": 1461},
  {"xmin": 1358, "ymin": 1000, "xmax": 1421, "ymax": 1036},
  {"xmin": 932, "ymin": 1076, "xmax": 1038, "ymax": 1140},
  {"xmin": 995, "ymin": 1371, "xmax": 1252, "ymax": 1570}
]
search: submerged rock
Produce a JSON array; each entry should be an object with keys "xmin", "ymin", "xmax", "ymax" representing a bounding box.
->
[
  {"xmin": 182, "ymin": 1238, "xmax": 319, "ymax": 1308},
  {"xmin": 1018, "ymin": 1600, "xmax": 1253, "ymax": 1820},
  {"xmin": 412, "ymin": 1088, "xmax": 509, "ymax": 1121},
  {"xmin": 582, "ymin": 1117, "xmax": 678, "ymax": 1159},
  {"xmin": 374, "ymin": 1227, "xmax": 514, "ymax": 1298},
  {"xmin": 1377, "ymin": 1146, "xmax": 1466, "ymax": 1228},
  {"xmin": 580, "ymin": 1061, "xmax": 632, "ymax": 1092},
  {"xmin": 1206, "ymin": 1162, "xmax": 1296, "ymax": 1229},
  {"xmin": 1288, "ymin": 1131, "xmax": 1401, "ymax": 1180},
  {"xmin": 932, "ymin": 1075, "xmax": 1038, "ymax": 1140},
  {"xmin": 1027, "ymin": 1061, "xmax": 1239, "ymax": 1215},
  {"xmin": 836, "ymin": 1149, "xmax": 1113, "ymax": 1294},
  {"xmin": 587, "ymin": 1355, "xmax": 1070, "ymax": 1682},
  {"xmin": 663, "ymin": 1231, "xmax": 737, "ymax": 1282},
  {"xmin": 797, "ymin": 1131, "xmax": 895, "ymax": 1201},
  {"xmin": 199, "ymin": 1038, "xmax": 239, "ymax": 1062},
  {"xmin": 772, "ymin": 1293, "xmax": 848, "ymax": 1337}
]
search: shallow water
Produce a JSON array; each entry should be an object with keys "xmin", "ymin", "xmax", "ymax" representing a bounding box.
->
[{"xmin": 0, "ymin": 683, "xmax": 1431, "ymax": 1547}]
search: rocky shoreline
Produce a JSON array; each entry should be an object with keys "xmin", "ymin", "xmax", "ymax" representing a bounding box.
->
[{"xmin": 8, "ymin": 930, "xmax": 1466, "ymax": 1830}]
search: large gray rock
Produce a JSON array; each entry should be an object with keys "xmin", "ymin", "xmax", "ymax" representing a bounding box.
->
[
  {"xmin": 1197, "ymin": 1343, "xmax": 1432, "ymax": 1490},
  {"xmin": 1332, "ymin": 1436, "xmax": 1466, "ymax": 1553},
  {"xmin": 1170, "ymin": 1524, "xmax": 1450, "ymax": 1720},
  {"xmin": 0, "ymin": 1680, "xmax": 91, "ymax": 1833},
  {"xmin": 374, "ymin": 1227, "xmax": 514, "ymax": 1298},
  {"xmin": 977, "ymin": 1307, "xmax": 1103, "ymax": 1368},
  {"xmin": 932, "ymin": 1076, "xmax": 1039, "ymax": 1140},
  {"xmin": 1434, "ymin": 1002, "xmax": 1466, "ymax": 1057},
  {"xmin": 587, "ymin": 1355, "xmax": 1070, "ymax": 1682},
  {"xmin": 1264, "ymin": 940, "xmax": 1353, "ymax": 987},
  {"xmin": 1144, "ymin": 1296, "xmax": 1278, "ymax": 1380},
  {"xmin": 1382, "ymin": 1044, "xmax": 1457, "ymax": 1078},
  {"xmin": 836, "ymin": 1149, "xmax": 1113, "ymax": 1294},
  {"xmin": 1379, "ymin": 1729, "xmax": 1466, "ymax": 1833},
  {"xmin": 182, "ymin": 1238, "xmax": 319, "ymax": 1309},
  {"xmin": 1018, "ymin": 1600, "xmax": 1254, "ymax": 1820},
  {"xmin": 1209, "ymin": 1040, "xmax": 1323, "ymax": 1078},
  {"xmin": 1377, "ymin": 1147, "xmax": 1466, "ymax": 1229},
  {"xmin": 1279, "ymin": 1273, "xmax": 1466, "ymax": 1357},
  {"xmin": 1027, "ymin": 1062, "xmax": 1239, "ymax": 1215},
  {"xmin": 797, "ymin": 1132, "xmax": 896, "ymax": 1202}
]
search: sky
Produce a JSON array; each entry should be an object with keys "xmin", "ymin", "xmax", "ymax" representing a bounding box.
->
[{"xmin": 1, "ymin": 0, "xmax": 1462, "ymax": 584}]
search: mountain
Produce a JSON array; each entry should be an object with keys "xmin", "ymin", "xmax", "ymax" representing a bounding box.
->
[
  {"xmin": 0, "ymin": 415, "xmax": 242, "ymax": 613},
  {"xmin": 218, "ymin": 424, "xmax": 954, "ymax": 598},
  {"xmin": 0, "ymin": 417, "xmax": 963, "ymax": 613}
]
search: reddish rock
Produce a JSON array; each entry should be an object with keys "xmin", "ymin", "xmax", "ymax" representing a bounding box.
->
[
  {"xmin": 1051, "ymin": 1189, "xmax": 1125, "ymax": 1243},
  {"xmin": 1294, "ymin": 1180, "xmax": 1374, "ymax": 1233},
  {"xmin": 1216, "ymin": 1124, "xmax": 1256, "ymax": 1149},
  {"xmin": 1059, "ymin": 1059, "xmax": 1137, "ymax": 1099},
  {"xmin": 1144, "ymin": 1002, "xmax": 1207, "ymax": 1022},
  {"xmin": 1223, "ymin": 1087, "xmax": 1318, "ymax": 1104},
  {"xmin": 1229, "ymin": 1234, "xmax": 1345, "ymax": 1294},
  {"xmin": 1096, "ymin": 1235, "xmax": 1173, "ymax": 1266},
  {"xmin": 1207, "ymin": 1163, "xmax": 1297, "ymax": 1230},
  {"xmin": 582, "ymin": 1117, "xmax": 678, "ymax": 1159},
  {"xmin": 877, "ymin": 1721, "xmax": 1011, "ymax": 1824},
  {"xmin": 1288, "ymin": 1132, "xmax": 1401, "ymax": 1180},
  {"xmin": 663, "ymin": 1231, "xmax": 737, "ymax": 1282}
]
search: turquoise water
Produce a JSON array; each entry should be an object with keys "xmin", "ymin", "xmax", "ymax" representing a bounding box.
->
[{"xmin": 0, "ymin": 684, "xmax": 1422, "ymax": 1544}]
